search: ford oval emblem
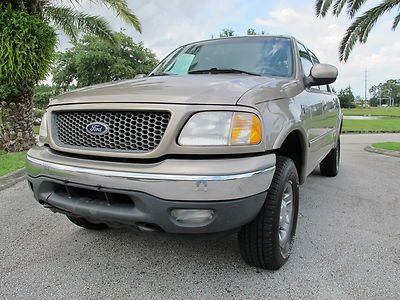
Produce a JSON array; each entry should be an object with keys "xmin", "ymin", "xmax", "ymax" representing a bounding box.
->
[{"xmin": 86, "ymin": 122, "xmax": 109, "ymax": 135}]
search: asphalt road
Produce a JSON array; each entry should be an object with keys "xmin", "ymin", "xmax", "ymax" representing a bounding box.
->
[{"xmin": 1, "ymin": 134, "xmax": 399, "ymax": 299}]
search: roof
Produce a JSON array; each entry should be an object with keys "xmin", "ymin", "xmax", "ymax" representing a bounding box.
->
[{"xmin": 181, "ymin": 34, "xmax": 296, "ymax": 47}]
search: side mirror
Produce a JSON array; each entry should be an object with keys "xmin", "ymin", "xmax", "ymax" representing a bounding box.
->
[
  {"xmin": 306, "ymin": 64, "xmax": 338, "ymax": 87},
  {"xmin": 134, "ymin": 74, "xmax": 147, "ymax": 79}
]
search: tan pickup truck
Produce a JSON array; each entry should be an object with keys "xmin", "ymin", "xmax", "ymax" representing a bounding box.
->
[{"xmin": 26, "ymin": 35, "xmax": 341, "ymax": 269}]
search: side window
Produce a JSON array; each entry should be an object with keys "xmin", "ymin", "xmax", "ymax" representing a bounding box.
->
[
  {"xmin": 320, "ymin": 84, "xmax": 329, "ymax": 92},
  {"xmin": 297, "ymin": 43, "xmax": 313, "ymax": 77},
  {"xmin": 308, "ymin": 49, "xmax": 320, "ymax": 64},
  {"xmin": 309, "ymin": 49, "xmax": 330, "ymax": 92}
]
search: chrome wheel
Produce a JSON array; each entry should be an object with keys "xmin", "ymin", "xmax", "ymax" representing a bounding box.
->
[{"xmin": 279, "ymin": 181, "xmax": 294, "ymax": 258}]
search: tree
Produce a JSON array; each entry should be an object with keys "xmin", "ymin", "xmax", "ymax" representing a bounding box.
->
[
  {"xmin": 0, "ymin": 0, "xmax": 141, "ymax": 152},
  {"xmin": 33, "ymin": 85, "xmax": 58, "ymax": 110},
  {"xmin": 338, "ymin": 86, "xmax": 356, "ymax": 108},
  {"xmin": 315, "ymin": 0, "xmax": 400, "ymax": 61},
  {"xmin": 53, "ymin": 33, "xmax": 158, "ymax": 92},
  {"xmin": 219, "ymin": 29, "xmax": 235, "ymax": 37},
  {"xmin": 369, "ymin": 96, "xmax": 380, "ymax": 107},
  {"xmin": 217, "ymin": 28, "xmax": 266, "ymax": 38},
  {"xmin": 369, "ymin": 79, "xmax": 400, "ymax": 106},
  {"xmin": 1, "ymin": 1, "xmax": 141, "ymax": 43},
  {"xmin": 247, "ymin": 28, "xmax": 266, "ymax": 35},
  {"xmin": 0, "ymin": 6, "xmax": 56, "ymax": 151},
  {"xmin": 247, "ymin": 28, "xmax": 257, "ymax": 35}
]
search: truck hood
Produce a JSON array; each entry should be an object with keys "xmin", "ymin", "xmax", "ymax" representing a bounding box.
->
[{"xmin": 50, "ymin": 75, "xmax": 286, "ymax": 106}]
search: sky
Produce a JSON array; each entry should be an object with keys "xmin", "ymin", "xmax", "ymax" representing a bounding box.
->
[{"xmin": 57, "ymin": 0, "xmax": 400, "ymax": 98}]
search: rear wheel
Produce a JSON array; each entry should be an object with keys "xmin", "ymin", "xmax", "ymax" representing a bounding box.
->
[
  {"xmin": 238, "ymin": 156, "xmax": 299, "ymax": 270},
  {"xmin": 67, "ymin": 216, "xmax": 108, "ymax": 230},
  {"xmin": 320, "ymin": 137, "xmax": 340, "ymax": 177}
]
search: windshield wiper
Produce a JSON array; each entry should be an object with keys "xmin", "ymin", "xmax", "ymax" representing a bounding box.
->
[
  {"xmin": 188, "ymin": 68, "xmax": 261, "ymax": 76},
  {"xmin": 149, "ymin": 72, "xmax": 172, "ymax": 77}
]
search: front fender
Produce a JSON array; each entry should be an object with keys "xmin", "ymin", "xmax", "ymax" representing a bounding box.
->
[{"xmin": 255, "ymin": 98, "xmax": 308, "ymax": 184}]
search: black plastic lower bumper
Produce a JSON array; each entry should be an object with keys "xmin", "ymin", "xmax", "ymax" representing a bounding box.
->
[{"xmin": 27, "ymin": 176, "xmax": 267, "ymax": 234}]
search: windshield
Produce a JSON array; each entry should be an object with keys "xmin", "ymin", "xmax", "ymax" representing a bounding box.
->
[{"xmin": 151, "ymin": 37, "xmax": 294, "ymax": 77}]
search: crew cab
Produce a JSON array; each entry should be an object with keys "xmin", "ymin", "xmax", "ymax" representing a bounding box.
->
[{"xmin": 26, "ymin": 36, "xmax": 341, "ymax": 269}]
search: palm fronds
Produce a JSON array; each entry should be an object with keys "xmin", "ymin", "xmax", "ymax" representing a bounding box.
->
[
  {"xmin": 339, "ymin": 0, "xmax": 400, "ymax": 61},
  {"xmin": 44, "ymin": 6, "xmax": 115, "ymax": 43},
  {"xmin": 96, "ymin": 0, "xmax": 141, "ymax": 33},
  {"xmin": 315, "ymin": 0, "xmax": 334, "ymax": 17},
  {"xmin": 332, "ymin": 0, "xmax": 349, "ymax": 16},
  {"xmin": 315, "ymin": 0, "xmax": 400, "ymax": 61},
  {"xmin": 393, "ymin": 12, "xmax": 400, "ymax": 29},
  {"xmin": 10, "ymin": 0, "xmax": 142, "ymax": 44},
  {"xmin": 70, "ymin": 0, "xmax": 142, "ymax": 33},
  {"xmin": 316, "ymin": 0, "xmax": 369, "ymax": 16}
]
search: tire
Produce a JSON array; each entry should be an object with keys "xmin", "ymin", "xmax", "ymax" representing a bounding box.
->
[
  {"xmin": 320, "ymin": 137, "xmax": 340, "ymax": 177},
  {"xmin": 66, "ymin": 216, "xmax": 108, "ymax": 230},
  {"xmin": 238, "ymin": 156, "xmax": 299, "ymax": 270}
]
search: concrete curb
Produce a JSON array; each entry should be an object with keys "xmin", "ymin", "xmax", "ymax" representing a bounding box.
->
[
  {"xmin": 0, "ymin": 168, "xmax": 26, "ymax": 191},
  {"xmin": 343, "ymin": 130, "xmax": 400, "ymax": 134},
  {"xmin": 364, "ymin": 146, "xmax": 400, "ymax": 158}
]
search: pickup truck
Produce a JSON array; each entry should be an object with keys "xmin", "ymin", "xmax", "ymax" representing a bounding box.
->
[{"xmin": 26, "ymin": 35, "xmax": 341, "ymax": 270}]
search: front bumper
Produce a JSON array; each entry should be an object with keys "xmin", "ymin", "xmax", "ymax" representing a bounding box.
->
[{"xmin": 26, "ymin": 147, "xmax": 276, "ymax": 233}]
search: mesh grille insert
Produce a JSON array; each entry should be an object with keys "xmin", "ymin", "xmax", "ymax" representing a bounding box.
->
[{"xmin": 53, "ymin": 111, "xmax": 170, "ymax": 152}]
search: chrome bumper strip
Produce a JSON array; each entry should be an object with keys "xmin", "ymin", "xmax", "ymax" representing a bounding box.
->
[
  {"xmin": 26, "ymin": 152, "xmax": 276, "ymax": 201},
  {"xmin": 27, "ymin": 155, "xmax": 275, "ymax": 182}
]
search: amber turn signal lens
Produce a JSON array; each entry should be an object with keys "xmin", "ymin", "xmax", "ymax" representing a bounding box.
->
[{"xmin": 230, "ymin": 112, "xmax": 262, "ymax": 145}]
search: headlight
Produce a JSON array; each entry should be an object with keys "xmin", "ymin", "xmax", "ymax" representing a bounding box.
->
[
  {"xmin": 178, "ymin": 111, "xmax": 262, "ymax": 146},
  {"xmin": 38, "ymin": 112, "xmax": 48, "ymax": 145}
]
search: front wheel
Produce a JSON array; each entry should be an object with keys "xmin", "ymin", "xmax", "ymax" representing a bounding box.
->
[{"xmin": 238, "ymin": 156, "xmax": 299, "ymax": 270}]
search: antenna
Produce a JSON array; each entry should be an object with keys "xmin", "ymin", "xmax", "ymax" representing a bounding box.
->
[{"xmin": 364, "ymin": 68, "xmax": 368, "ymax": 107}]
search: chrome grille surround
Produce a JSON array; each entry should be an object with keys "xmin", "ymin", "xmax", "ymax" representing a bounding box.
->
[{"xmin": 52, "ymin": 111, "xmax": 171, "ymax": 153}]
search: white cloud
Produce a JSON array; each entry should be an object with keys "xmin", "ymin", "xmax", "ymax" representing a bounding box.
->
[
  {"xmin": 253, "ymin": 4, "xmax": 399, "ymax": 97},
  {"xmin": 255, "ymin": 8, "xmax": 314, "ymax": 27}
]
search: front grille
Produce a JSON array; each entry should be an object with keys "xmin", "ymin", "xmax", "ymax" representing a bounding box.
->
[{"xmin": 53, "ymin": 111, "xmax": 170, "ymax": 152}]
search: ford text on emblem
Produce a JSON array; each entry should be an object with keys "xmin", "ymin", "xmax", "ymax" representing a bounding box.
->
[{"xmin": 86, "ymin": 122, "xmax": 109, "ymax": 135}]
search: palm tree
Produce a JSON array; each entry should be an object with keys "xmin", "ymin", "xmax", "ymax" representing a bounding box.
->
[
  {"xmin": 0, "ymin": 0, "xmax": 141, "ymax": 151},
  {"xmin": 4, "ymin": 0, "xmax": 141, "ymax": 42},
  {"xmin": 315, "ymin": 0, "xmax": 400, "ymax": 61}
]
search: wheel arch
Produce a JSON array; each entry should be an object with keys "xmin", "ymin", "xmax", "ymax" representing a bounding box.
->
[{"xmin": 273, "ymin": 128, "xmax": 308, "ymax": 185}]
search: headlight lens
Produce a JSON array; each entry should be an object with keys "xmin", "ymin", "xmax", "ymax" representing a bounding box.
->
[
  {"xmin": 38, "ymin": 112, "xmax": 48, "ymax": 145},
  {"xmin": 178, "ymin": 111, "xmax": 262, "ymax": 146}
]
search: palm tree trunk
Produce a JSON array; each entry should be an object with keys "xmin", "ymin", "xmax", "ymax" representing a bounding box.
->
[{"xmin": 0, "ymin": 89, "xmax": 36, "ymax": 152}]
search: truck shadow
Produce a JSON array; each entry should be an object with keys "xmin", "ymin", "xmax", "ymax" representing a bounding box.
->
[{"xmin": 77, "ymin": 227, "xmax": 246, "ymax": 268}]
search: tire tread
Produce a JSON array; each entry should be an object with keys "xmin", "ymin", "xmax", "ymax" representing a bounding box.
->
[{"xmin": 238, "ymin": 156, "xmax": 299, "ymax": 270}]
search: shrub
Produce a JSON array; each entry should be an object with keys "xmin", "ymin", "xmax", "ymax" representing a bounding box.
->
[
  {"xmin": 0, "ymin": 5, "xmax": 57, "ymax": 100},
  {"xmin": 0, "ymin": 5, "xmax": 57, "ymax": 151}
]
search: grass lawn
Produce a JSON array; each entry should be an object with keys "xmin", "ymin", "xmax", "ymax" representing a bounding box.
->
[
  {"xmin": 342, "ymin": 107, "xmax": 400, "ymax": 133},
  {"xmin": 343, "ymin": 107, "xmax": 400, "ymax": 117},
  {"xmin": 342, "ymin": 117, "xmax": 400, "ymax": 133},
  {"xmin": 0, "ymin": 150, "xmax": 27, "ymax": 177},
  {"xmin": 372, "ymin": 142, "xmax": 400, "ymax": 151},
  {"xmin": 33, "ymin": 125, "xmax": 39, "ymax": 135}
]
